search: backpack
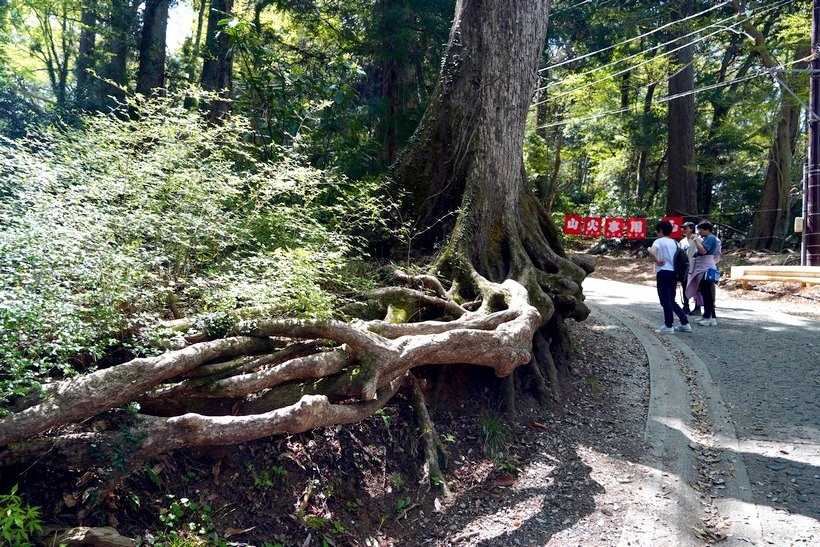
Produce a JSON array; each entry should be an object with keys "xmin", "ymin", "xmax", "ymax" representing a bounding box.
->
[{"xmin": 673, "ymin": 247, "xmax": 689, "ymax": 284}]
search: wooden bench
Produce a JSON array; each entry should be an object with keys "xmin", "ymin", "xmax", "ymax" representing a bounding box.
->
[{"xmin": 729, "ymin": 265, "xmax": 820, "ymax": 289}]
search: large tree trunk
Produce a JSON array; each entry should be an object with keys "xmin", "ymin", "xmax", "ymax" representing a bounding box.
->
[
  {"xmin": 373, "ymin": 0, "xmax": 421, "ymax": 166},
  {"xmin": 391, "ymin": 0, "xmax": 589, "ymax": 368},
  {"xmin": 392, "ymin": 0, "xmax": 548, "ymax": 249},
  {"xmin": 635, "ymin": 82, "xmax": 657, "ymax": 209},
  {"xmin": 136, "ymin": 0, "xmax": 169, "ymax": 97},
  {"xmin": 200, "ymin": 0, "xmax": 234, "ymax": 119},
  {"xmin": 75, "ymin": 2, "xmax": 98, "ymax": 110},
  {"xmin": 747, "ymin": 91, "xmax": 802, "ymax": 250},
  {"xmin": 100, "ymin": 0, "xmax": 133, "ymax": 108},
  {"xmin": 665, "ymin": 0, "xmax": 697, "ymax": 217}
]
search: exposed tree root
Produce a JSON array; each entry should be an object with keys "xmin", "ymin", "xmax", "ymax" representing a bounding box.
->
[
  {"xmin": 408, "ymin": 374, "xmax": 451, "ymax": 497},
  {"xmin": 0, "ymin": 276, "xmax": 543, "ymax": 477}
]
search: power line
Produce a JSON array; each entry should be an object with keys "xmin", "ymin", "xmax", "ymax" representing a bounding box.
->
[
  {"xmin": 534, "ymin": 25, "xmax": 726, "ymax": 106},
  {"xmin": 539, "ymin": 10, "xmax": 743, "ymax": 93},
  {"xmin": 552, "ymin": 0, "xmax": 596, "ymax": 15},
  {"xmin": 540, "ymin": 0, "xmax": 796, "ymax": 78},
  {"xmin": 534, "ymin": 70, "xmax": 768, "ymax": 130},
  {"xmin": 539, "ymin": 1, "xmax": 732, "ymax": 73},
  {"xmin": 533, "ymin": 0, "xmax": 798, "ymax": 107},
  {"xmin": 532, "ymin": 51, "xmax": 812, "ymax": 131},
  {"xmin": 551, "ymin": 0, "xmax": 620, "ymax": 16}
]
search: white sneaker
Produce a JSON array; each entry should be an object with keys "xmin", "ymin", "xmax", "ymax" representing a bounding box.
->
[
  {"xmin": 674, "ymin": 323, "xmax": 692, "ymax": 332},
  {"xmin": 655, "ymin": 325, "xmax": 675, "ymax": 334},
  {"xmin": 697, "ymin": 318, "xmax": 717, "ymax": 326}
]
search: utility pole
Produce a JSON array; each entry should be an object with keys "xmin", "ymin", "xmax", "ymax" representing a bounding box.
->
[{"xmin": 808, "ymin": 0, "xmax": 820, "ymax": 265}]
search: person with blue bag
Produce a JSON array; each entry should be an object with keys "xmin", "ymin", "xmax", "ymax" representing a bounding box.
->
[
  {"xmin": 679, "ymin": 221, "xmax": 702, "ymax": 316},
  {"xmin": 687, "ymin": 221, "xmax": 721, "ymax": 326}
]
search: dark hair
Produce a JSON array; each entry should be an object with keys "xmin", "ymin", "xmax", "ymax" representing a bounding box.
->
[
  {"xmin": 655, "ymin": 220, "xmax": 673, "ymax": 236},
  {"xmin": 697, "ymin": 221, "xmax": 713, "ymax": 232},
  {"xmin": 682, "ymin": 221, "xmax": 696, "ymax": 231}
]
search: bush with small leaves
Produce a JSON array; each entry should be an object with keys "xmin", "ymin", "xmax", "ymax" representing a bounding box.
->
[{"xmin": 0, "ymin": 90, "xmax": 390, "ymax": 410}]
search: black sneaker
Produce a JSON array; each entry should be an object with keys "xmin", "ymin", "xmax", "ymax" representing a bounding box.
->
[{"xmin": 687, "ymin": 307, "xmax": 702, "ymax": 317}]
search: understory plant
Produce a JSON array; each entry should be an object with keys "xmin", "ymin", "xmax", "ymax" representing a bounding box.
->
[
  {"xmin": 0, "ymin": 484, "xmax": 42, "ymax": 546},
  {"xmin": 0, "ymin": 90, "xmax": 387, "ymax": 410}
]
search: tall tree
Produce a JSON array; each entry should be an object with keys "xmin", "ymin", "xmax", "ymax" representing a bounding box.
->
[
  {"xmin": 136, "ymin": 0, "xmax": 169, "ymax": 96},
  {"xmin": 200, "ymin": 0, "xmax": 233, "ymax": 118},
  {"xmin": 733, "ymin": 0, "xmax": 809, "ymax": 250},
  {"xmin": 695, "ymin": 28, "xmax": 756, "ymax": 217},
  {"xmin": 665, "ymin": 0, "xmax": 697, "ymax": 217},
  {"xmin": 24, "ymin": 0, "xmax": 78, "ymax": 107},
  {"xmin": 75, "ymin": 0, "xmax": 98, "ymax": 109},
  {"xmin": 391, "ymin": 0, "xmax": 590, "ymax": 383},
  {"xmin": 99, "ymin": 0, "xmax": 138, "ymax": 108}
]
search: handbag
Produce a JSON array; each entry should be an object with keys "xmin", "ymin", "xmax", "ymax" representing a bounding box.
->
[{"xmin": 704, "ymin": 267, "xmax": 721, "ymax": 284}]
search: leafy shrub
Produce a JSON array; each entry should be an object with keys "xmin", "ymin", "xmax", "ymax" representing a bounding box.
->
[
  {"xmin": 0, "ymin": 90, "xmax": 385, "ymax": 409},
  {"xmin": 0, "ymin": 484, "xmax": 43, "ymax": 546}
]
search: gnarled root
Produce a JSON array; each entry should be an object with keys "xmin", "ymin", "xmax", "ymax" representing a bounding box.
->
[{"xmin": 0, "ymin": 277, "xmax": 541, "ymax": 477}]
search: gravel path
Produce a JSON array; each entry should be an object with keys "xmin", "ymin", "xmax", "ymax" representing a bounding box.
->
[{"xmin": 583, "ymin": 277, "xmax": 820, "ymax": 546}]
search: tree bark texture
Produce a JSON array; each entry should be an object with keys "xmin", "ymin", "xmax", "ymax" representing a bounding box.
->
[
  {"xmin": 665, "ymin": 0, "xmax": 698, "ymax": 217},
  {"xmin": 747, "ymin": 92, "xmax": 802, "ymax": 250},
  {"xmin": 391, "ymin": 0, "xmax": 588, "ymax": 321},
  {"xmin": 75, "ymin": 3, "xmax": 98, "ymax": 110},
  {"xmin": 137, "ymin": 0, "xmax": 169, "ymax": 97},
  {"xmin": 200, "ymin": 0, "xmax": 234, "ymax": 119}
]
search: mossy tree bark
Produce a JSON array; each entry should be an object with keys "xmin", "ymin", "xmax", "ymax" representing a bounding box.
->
[{"xmin": 391, "ymin": 0, "xmax": 590, "ymax": 370}]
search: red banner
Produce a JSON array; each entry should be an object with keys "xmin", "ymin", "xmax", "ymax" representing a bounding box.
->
[
  {"xmin": 563, "ymin": 214, "xmax": 582, "ymax": 235},
  {"xmin": 604, "ymin": 217, "xmax": 625, "ymax": 238},
  {"xmin": 582, "ymin": 217, "xmax": 603, "ymax": 237},
  {"xmin": 560, "ymin": 214, "xmax": 679, "ymax": 239},
  {"xmin": 663, "ymin": 216, "xmax": 684, "ymax": 239},
  {"xmin": 625, "ymin": 217, "xmax": 647, "ymax": 239}
]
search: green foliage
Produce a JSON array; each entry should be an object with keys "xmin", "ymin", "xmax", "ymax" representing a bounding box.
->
[
  {"xmin": 585, "ymin": 376, "xmax": 602, "ymax": 393},
  {"xmin": 496, "ymin": 460, "xmax": 522, "ymax": 475},
  {"xmin": 479, "ymin": 413, "xmax": 507, "ymax": 460},
  {"xmin": 142, "ymin": 495, "xmax": 222, "ymax": 546},
  {"xmin": 394, "ymin": 496, "xmax": 412, "ymax": 514},
  {"xmin": 304, "ymin": 515, "xmax": 327, "ymax": 530},
  {"xmin": 0, "ymin": 90, "xmax": 386, "ymax": 409},
  {"xmin": 252, "ymin": 465, "xmax": 287, "ymax": 490},
  {"xmin": 0, "ymin": 484, "xmax": 43, "ymax": 547},
  {"xmin": 374, "ymin": 408, "xmax": 392, "ymax": 428},
  {"xmin": 387, "ymin": 474, "xmax": 404, "ymax": 490},
  {"xmin": 0, "ymin": 67, "xmax": 48, "ymax": 138}
]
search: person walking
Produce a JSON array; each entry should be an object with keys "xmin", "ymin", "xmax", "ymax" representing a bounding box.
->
[
  {"xmin": 680, "ymin": 221, "xmax": 702, "ymax": 316},
  {"xmin": 687, "ymin": 221, "xmax": 721, "ymax": 326},
  {"xmin": 649, "ymin": 220, "xmax": 692, "ymax": 334}
]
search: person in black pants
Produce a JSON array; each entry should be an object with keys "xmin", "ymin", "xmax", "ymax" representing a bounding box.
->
[
  {"xmin": 691, "ymin": 221, "xmax": 720, "ymax": 326},
  {"xmin": 648, "ymin": 220, "xmax": 692, "ymax": 334}
]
